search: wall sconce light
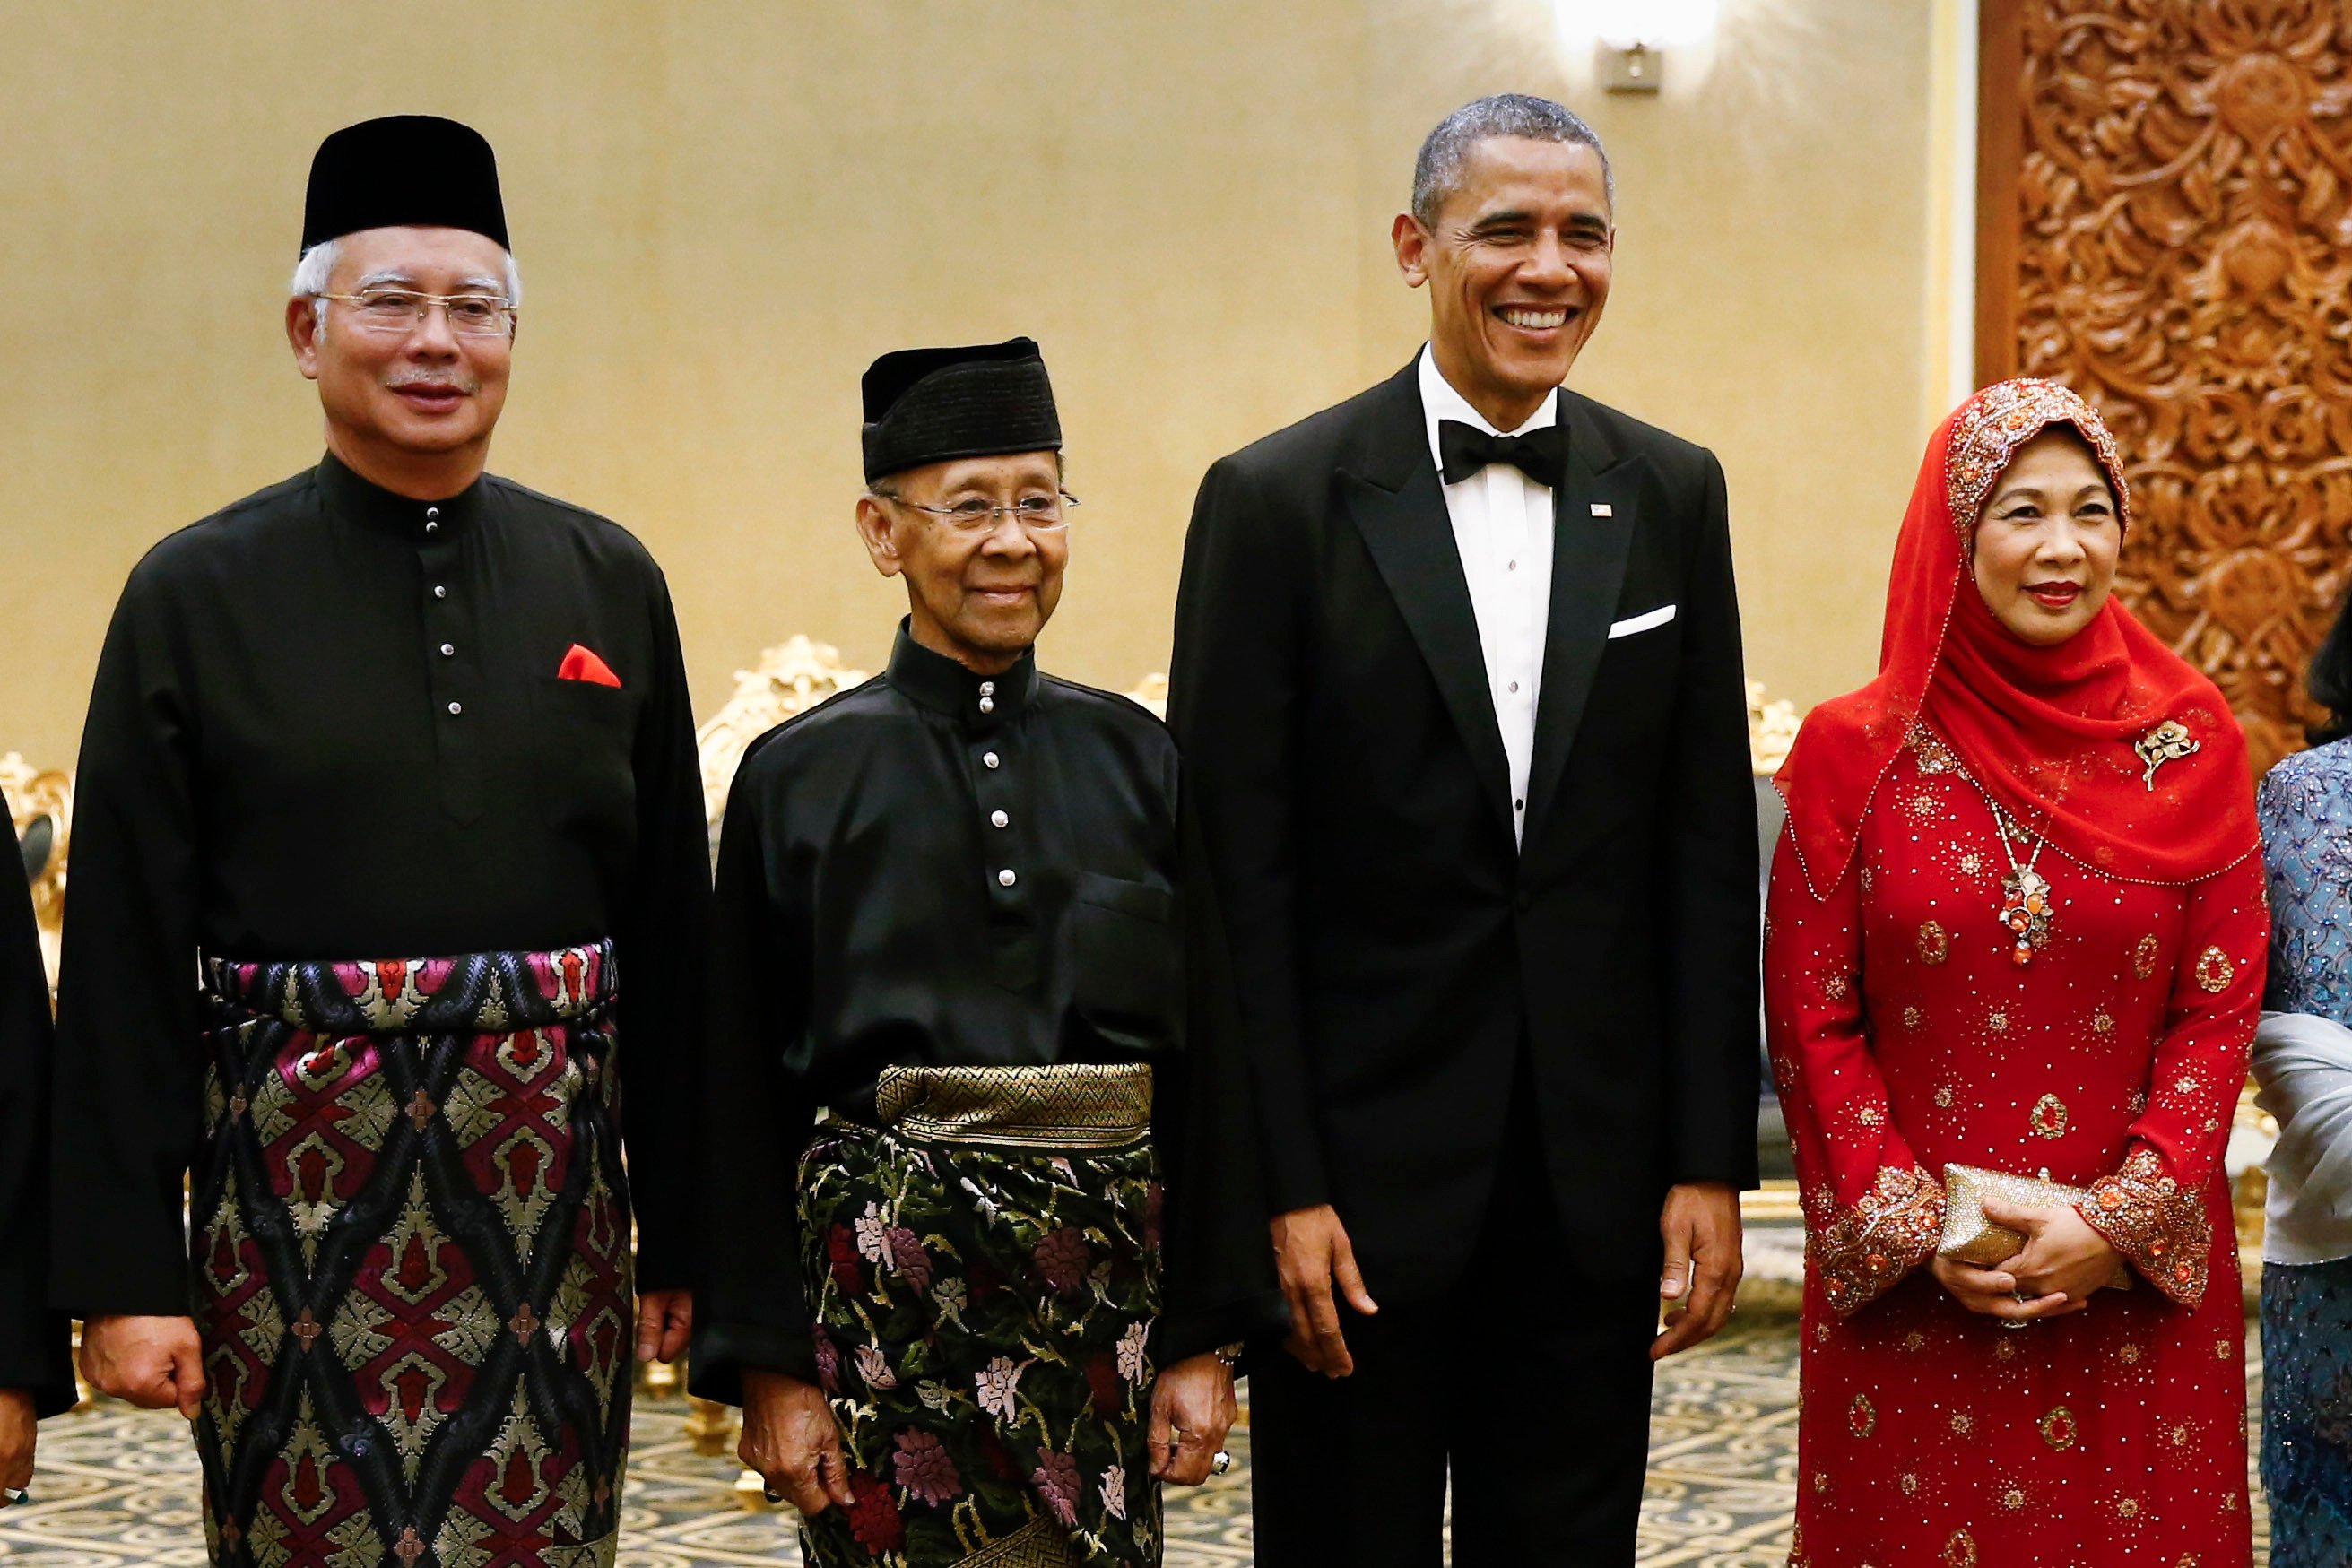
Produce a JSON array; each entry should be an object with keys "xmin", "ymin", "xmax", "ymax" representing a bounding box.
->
[{"xmin": 1556, "ymin": 0, "xmax": 1721, "ymax": 94}]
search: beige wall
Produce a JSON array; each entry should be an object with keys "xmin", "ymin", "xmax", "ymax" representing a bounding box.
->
[{"xmin": 0, "ymin": 0, "xmax": 1937, "ymax": 767}]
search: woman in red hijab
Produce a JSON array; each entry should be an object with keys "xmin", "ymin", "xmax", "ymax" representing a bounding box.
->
[{"xmin": 1766, "ymin": 379, "xmax": 2264, "ymax": 1567}]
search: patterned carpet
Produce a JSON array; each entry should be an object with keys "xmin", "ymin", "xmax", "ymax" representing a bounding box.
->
[{"xmin": 0, "ymin": 1239, "xmax": 2272, "ymax": 1565}]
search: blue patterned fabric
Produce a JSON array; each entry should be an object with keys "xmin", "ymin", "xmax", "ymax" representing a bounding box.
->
[
  {"xmin": 2260, "ymin": 739, "xmax": 2352, "ymax": 1026},
  {"xmin": 2263, "ymin": 1258, "xmax": 2352, "ymax": 1566},
  {"xmin": 2261, "ymin": 739, "xmax": 2352, "ymax": 1558}
]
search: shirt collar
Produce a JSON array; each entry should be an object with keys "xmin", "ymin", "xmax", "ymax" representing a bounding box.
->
[
  {"xmin": 316, "ymin": 450, "xmax": 488, "ymax": 539},
  {"xmin": 885, "ymin": 619, "xmax": 1038, "ymax": 732},
  {"xmin": 1418, "ymin": 343, "xmax": 1560, "ymax": 481}
]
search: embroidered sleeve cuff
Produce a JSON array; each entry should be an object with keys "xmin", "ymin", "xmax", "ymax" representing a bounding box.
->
[
  {"xmin": 1814, "ymin": 1165, "xmax": 1946, "ymax": 1318},
  {"xmin": 2078, "ymin": 1147, "xmax": 2211, "ymax": 1308}
]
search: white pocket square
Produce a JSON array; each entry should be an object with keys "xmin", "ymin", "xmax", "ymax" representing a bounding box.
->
[{"xmin": 1607, "ymin": 604, "xmax": 1677, "ymax": 638}]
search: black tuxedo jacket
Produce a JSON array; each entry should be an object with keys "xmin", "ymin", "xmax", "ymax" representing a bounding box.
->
[{"xmin": 1168, "ymin": 357, "xmax": 1760, "ymax": 1296}]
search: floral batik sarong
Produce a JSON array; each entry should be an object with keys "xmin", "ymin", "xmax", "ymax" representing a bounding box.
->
[
  {"xmin": 798, "ymin": 1063, "xmax": 1164, "ymax": 1568},
  {"xmin": 190, "ymin": 943, "xmax": 636, "ymax": 1568}
]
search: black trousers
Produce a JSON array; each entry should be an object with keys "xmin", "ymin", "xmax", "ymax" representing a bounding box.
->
[{"xmin": 1248, "ymin": 1088, "xmax": 1662, "ymax": 1566}]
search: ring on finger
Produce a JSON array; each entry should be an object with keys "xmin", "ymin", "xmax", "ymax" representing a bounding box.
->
[
  {"xmin": 762, "ymin": 1486, "xmax": 785, "ymax": 1503},
  {"xmin": 1211, "ymin": 1450, "xmax": 1232, "ymax": 1477}
]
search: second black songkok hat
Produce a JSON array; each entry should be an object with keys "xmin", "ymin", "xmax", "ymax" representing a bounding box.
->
[
  {"xmin": 862, "ymin": 338, "xmax": 1062, "ymax": 483},
  {"xmin": 301, "ymin": 116, "xmax": 510, "ymax": 255}
]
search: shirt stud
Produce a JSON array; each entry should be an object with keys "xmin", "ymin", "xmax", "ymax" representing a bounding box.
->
[
  {"xmin": 439, "ymin": 643, "xmax": 455, "ymax": 657},
  {"xmin": 992, "ymin": 810, "xmax": 1010, "ymax": 828},
  {"xmin": 998, "ymin": 869, "xmax": 1018, "ymax": 888},
  {"xmin": 446, "ymin": 701, "xmax": 463, "ymax": 716},
  {"xmin": 984, "ymin": 752, "xmax": 1001, "ymax": 769},
  {"xmin": 980, "ymin": 680, "xmax": 996, "ymax": 696},
  {"xmin": 432, "ymin": 585, "xmax": 447, "ymax": 599},
  {"xmin": 978, "ymin": 697, "xmax": 995, "ymax": 714}
]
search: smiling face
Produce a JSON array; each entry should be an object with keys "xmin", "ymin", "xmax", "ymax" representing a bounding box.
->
[
  {"xmin": 855, "ymin": 450, "xmax": 1069, "ymax": 674},
  {"xmin": 1971, "ymin": 427, "xmax": 2122, "ymax": 646},
  {"xmin": 286, "ymin": 224, "xmax": 514, "ymax": 495},
  {"xmin": 1393, "ymin": 136, "xmax": 1613, "ymax": 430}
]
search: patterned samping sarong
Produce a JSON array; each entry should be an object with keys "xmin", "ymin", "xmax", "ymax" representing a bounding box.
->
[
  {"xmin": 191, "ymin": 943, "xmax": 635, "ymax": 1568},
  {"xmin": 798, "ymin": 1063, "xmax": 1164, "ymax": 1568}
]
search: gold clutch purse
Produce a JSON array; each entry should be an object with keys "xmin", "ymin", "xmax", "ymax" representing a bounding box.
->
[{"xmin": 1939, "ymin": 1165, "xmax": 2131, "ymax": 1289}]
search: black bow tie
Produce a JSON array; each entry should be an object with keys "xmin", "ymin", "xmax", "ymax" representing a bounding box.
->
[{"xmin": 1438, "ymin": 419, "xmax": 1566, "ymax": 489}]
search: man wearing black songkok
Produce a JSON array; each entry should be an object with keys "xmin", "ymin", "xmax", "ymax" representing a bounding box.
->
[
  {"xmin": 691, "ymin": 339, "xmax": 1278, "ymax": 1567},
  {"xmin": 52, "ymin": 115, "xmax": 707, "ymax": 1566}
]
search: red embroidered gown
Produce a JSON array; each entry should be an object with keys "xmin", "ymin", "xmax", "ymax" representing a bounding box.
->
[{"xmin": 1766, "ymin": 724, "xmax": 2263, "ymax": 1568}]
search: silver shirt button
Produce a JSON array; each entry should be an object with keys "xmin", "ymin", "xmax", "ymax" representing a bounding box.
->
[
  {"xmin": 433, "ymin": 585, "xmax": 447, "ymax": 599},
  {"xmin": 978, "ymin": 697, "xmax": 995, "ymax": 715},
  {"xmin": 439, "ymin": 643, "xmax": 455, "ymax": 657},
  {"xmin": 447, "ymin": 701, "xmax": 463, "ymax": 716},
  {"xmin": 425, "ymin": 521, "xmax": 438, "ymax": 534},
  {"xmin": 997, "ymin": 869, "xmax": 1018, "ymax": 888},
  {"xmin": 984, "ymin": 752, "xmax": 1001, "ymax": 769},
  {"xmin": 980, "ymin": 680, "xmax": 996, "ymax": 696},
  {"xmin": 992, "ymin": 810, "xmax": 1010, "ymax": 828}
]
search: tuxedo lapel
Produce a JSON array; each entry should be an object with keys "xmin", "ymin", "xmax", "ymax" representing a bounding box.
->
[
  {"xmin": 1339, "ymin": 368, "xmax": 1514, "ymax": 836},
  {"xmin": 1524, "ymin": 395, "xmax": 1644, "ymax": 836}
]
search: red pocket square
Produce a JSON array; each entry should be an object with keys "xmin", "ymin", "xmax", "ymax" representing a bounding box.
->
[{"xmin": 557, "ymin": 644, "xmax": 622, "ymax": 688}]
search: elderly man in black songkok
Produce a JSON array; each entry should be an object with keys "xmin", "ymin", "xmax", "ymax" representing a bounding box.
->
[
  {"xmin": 692, "ymin": 339, "xmax": 1278, "ymax": 1568},
  {"xmin": 51, "ymin": 115, "xmax": 708, "ymax": 1566}
]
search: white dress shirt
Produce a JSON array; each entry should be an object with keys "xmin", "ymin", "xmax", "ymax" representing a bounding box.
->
[{"xmin": 1418, "ymin": 345, "xmax": 1557, "ymax": 845}]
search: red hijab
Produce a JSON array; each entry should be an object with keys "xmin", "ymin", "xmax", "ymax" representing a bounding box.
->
[{"xmin": 1776, "ymin": 378, "xmax": 2258, "ymax": 899}]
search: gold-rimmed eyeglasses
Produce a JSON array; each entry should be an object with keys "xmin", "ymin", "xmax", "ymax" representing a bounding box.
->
[
  {"xmin": 873, "ymin": 490, "xmax": 1079, "ymax": 534},
  {"xmin": 315, "ymin": 290, "xmax": 518, "ymax": 337}
]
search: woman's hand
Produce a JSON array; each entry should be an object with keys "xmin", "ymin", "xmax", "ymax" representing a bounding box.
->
[
  {"xmin": 1930, "ymin": 1251, "xmax": 2086, "ymax": 1322},
  {"xmin": 739, "ymin": 1369, "xmax": 855, "ymax": 1516},
  {"xmin": 1983, "ymin": 1196, "xmax": 2123, "ymax": 1304},
  {"xmin": 0, "ymin": 1388, "xmax": 33, "ymax": 1504},
  {"xmin": 1148, "ymin": 1353, "xmax": 1237, "ymax": 1486}
]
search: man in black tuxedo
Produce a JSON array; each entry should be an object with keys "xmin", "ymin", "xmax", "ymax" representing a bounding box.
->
[{"xmin": 1169, "ymin": 94, "xmax": 1758, "ymax": 1563}]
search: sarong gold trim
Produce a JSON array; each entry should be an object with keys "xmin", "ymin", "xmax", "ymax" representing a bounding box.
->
[
  {"xmin": 956, "ymin": 1513, "xmax": 1085, "ymax": 1567},
  {"xmin": 875, "ymin": 1062, "xmax": 1151, "ymax": 1148}
]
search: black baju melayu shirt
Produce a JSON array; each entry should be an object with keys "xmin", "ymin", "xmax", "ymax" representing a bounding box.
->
[
  {"xmin": 49, "ymin": 453, "xmax": 710, "ymax": 1317},
  {"xmin": 0, "ymin": 827, "xmax": 73, "ymax": 1415},
  {"xmin": 690, "ymin": 626, "xmax": 1278, "ymax": 1404}
]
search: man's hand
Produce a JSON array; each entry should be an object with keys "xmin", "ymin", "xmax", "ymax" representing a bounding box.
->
[
  {"xmin": 1983, "ymin": 1197, "xmax": 2122, "ymax": 1304},
  {"xmin": 739, "ymin": 1368, "xmax": 854, "ymax": 1517},
  {"xmin": 1270, "ymin": 1206, "xmax": 1378, "ymax": 1377},
  {"xmin": 0, "ymin": 1388, "xmax": 34, "ymax": 1503},
  {"xmin": 1147, "ymin": 1353, "xmax": 1237, "ymax": 1486},
  {"xmin": 1651, "ymin": 1182, "xmax": 1741, "ymax": 1361},
  {"xmin": 635, "ymin": 1289, "xmax": 692, "ymax": 1365},
  {"xmin": 81, "ymin": 1315, "xmax": 205, "ymax": 1419}
]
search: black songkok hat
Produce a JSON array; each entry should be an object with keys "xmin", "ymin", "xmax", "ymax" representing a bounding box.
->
[
  {"xmin": 300, "ymin": 116, "xmax": 510, "ymax": 255},
  {"xmin": 862, "ymin": 338, "xmax": 1062, "ymax": 484}
]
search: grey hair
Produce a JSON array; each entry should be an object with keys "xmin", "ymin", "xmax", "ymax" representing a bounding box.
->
[
  {"xmin": 1410, "ymin": 93, "xmax": 1614, "ymax": 227},
  {"xmin": 288, "ymin": 238, "xmax": 525, "ymax": 324}
]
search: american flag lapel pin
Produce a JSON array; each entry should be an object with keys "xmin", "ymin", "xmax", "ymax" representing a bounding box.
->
[{"xmin": 1591, "ymin": 502, "xmax": 1613, "ymax": 517}]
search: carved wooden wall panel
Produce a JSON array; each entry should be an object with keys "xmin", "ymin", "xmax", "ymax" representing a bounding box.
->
[{"xmin": 1978, "ymin": 0, "xmax": 2352, "ymax": 771}]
